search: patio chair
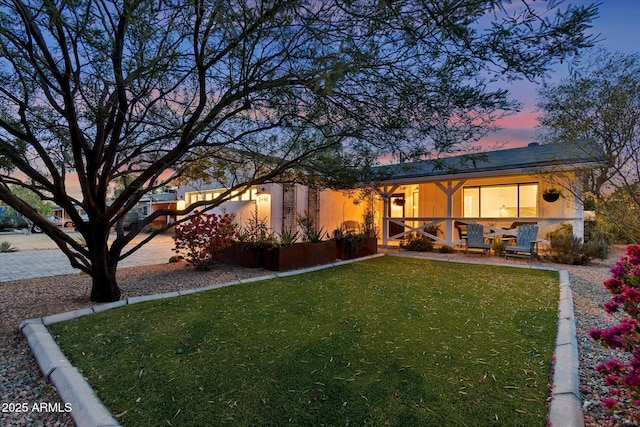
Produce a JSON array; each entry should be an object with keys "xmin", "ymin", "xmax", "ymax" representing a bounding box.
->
[
  {"xmin": 504, "ymin": 225, "xmax": 539, "ymax": 260},
  {"xmin": 454, "ymin": 221, "xmax": 467, "ymax": 240},
  {"xmin": 503, "ymin": 221, "xmax": 537, "ymax": 239},
  {"xmin": 341, "ymin": 220, "xmax": 360, "ymax": 234},
  {"xmin": 465, "ymin": 223, "xmax": 490, "ymax": 254}
]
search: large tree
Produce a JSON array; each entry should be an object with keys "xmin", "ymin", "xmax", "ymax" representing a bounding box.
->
[
  {"xmin": 0, "ymin": 0, "xmax": 597, "ymax": 302},
  {"xmin": 537, "ymin": 49, "xmax": 640, "ymax": 241}
]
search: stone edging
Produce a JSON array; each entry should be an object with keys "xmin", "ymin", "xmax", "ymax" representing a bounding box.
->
[
  {"xmin": 20, "ymin": 254, "xmax": 384, "ymax": 427},
  {"xmin": 21, "ymin": 253, "xmax": 582, "ymax": 427}
]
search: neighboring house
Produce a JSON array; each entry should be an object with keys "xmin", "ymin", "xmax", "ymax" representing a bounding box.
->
[
  {"xmin": 178, "ymin": 141, "xmax": 602, "ymax": 247},
  {"xmin": 49, "ymin": 187, "xmax": 179, "ymax": 230},
  {"xmin": 139, "ymin": 188, "xmax": 179, "ymax": 228}
]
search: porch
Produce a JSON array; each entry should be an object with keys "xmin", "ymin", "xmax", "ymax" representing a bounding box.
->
[{"xmin": 375, "ymin": 178, "xmax": 585, "ymax": 248}]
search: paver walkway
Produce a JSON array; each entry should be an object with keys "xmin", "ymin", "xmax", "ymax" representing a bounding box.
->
[{"xmin": 0, "ymin": 242, "xmax": 175, "ymax": 282}]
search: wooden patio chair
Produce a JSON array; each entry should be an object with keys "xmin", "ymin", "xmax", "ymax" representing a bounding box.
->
[
  {"xmin": 341, "ymin": 220, "xmax": 360, "ymax": 234},
  {"xmin": 454, "ymin": 221, "xmax": 467, "ymax": 240},
  {"xmin": 504, "ymin": 225, "xmax": 539, "ymax": 260},
  {"xmin": 465, "ymin": 223, "xmax": 490, "ymax": 254},
  {"xmin": 503, "ymin": 221, "xmax": 537, "ymax": 238}
]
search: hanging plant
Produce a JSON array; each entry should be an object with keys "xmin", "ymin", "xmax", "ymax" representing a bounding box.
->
[
  {"xmin": 393, "ymin": 198, "xmax": 405, "ymax": 206},
  {"xmin": 543, "ymin": 187, "xmax": 561, "ymax": 202}
]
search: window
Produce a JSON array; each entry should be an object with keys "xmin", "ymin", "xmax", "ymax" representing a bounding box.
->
[
  {"xmin": 463, "ymin": 184, "xmax": 538, "ymax": 218},
  {"xmin": 186, "ymin": 188, "xmax": 258, "ymax": 205}
]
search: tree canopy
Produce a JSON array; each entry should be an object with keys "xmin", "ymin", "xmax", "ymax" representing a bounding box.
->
[
  {"xmin": 0, "ymin": 0, "xmax": 598, "ymax": 301},
  {"xmin": 537, "ymin": 49, "xmax": 640, "ymax": 242}
]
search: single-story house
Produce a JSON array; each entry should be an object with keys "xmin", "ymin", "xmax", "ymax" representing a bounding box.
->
[{"xmin": 178, "ymin": 141, "xmax": 602, "ymax": 248}]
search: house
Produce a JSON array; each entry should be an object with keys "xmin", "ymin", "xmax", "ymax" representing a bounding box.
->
[
  {"xmin": 177, "ymin": 182, "xmax": 370, "ymax": 238},
  {"xmin": 372, "ymin": 141, "xmax": 602, "ymax": 247},
  {"xmin": 178, "ymin": 141, "xmax": 602, "ymax": 248}
]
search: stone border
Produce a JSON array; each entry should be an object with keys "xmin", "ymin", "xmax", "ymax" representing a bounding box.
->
[
  {"xmin": 21, "ymin": 252, "xmax": 582, "ymax": 427},
  {"xmin": 20, "ymin": 254, "xmax": 384, "ymax": 427}
]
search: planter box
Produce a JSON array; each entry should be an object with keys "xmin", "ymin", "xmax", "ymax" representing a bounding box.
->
[
  {"xmin": 264, "ymin": 241, "xmax": 337, "ymax": 271},
  {"xmin": 222, "ymin": 242, "xmax": 266, "ymax": 268},
  {"xmin": 335, "ymin": 237, "xmax": 378, "ymax": 260}
]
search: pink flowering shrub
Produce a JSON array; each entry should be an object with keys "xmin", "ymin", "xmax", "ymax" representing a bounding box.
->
[
  {"xmin": 590, "ymin": 244, "xmax": 640, "ymax": 411},
  {"xmin": 172, "ymin": 212, "xmax": 236, "ymax": 270}
]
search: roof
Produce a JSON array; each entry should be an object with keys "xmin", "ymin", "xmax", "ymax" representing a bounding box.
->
[{"xmin": 376, "ymin": 141, "xmax": 603, "ymax": 183}]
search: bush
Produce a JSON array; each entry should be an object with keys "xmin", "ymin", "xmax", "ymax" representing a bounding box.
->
[
  {"xmin": 438, "ymin": 244, "xmax": 454, "ymax": 253},
  {"xmin": 546, "ymin": 223, "xmax": 592, "ymax": 265},
  {"xmin": 584, "ymin": 220, "xmax": 613, "ymax": 259},
  {"xmin": 236, "ymin": 210, "xmax": 277, "ymax": 246},
  {"xmin": 296, "ymin": 211, "xmax": 326, "ymax": 242},
  {"xmin": 400, "ymin": 233, "xmax": 433, "ymax": 252},
  {"xmin": 168, "ymin": 254, "xmax": 183, "ymax": 263},
  {"xmin": 590, "ymin": 245, "xmax": 640, "ymax": 413},
  {"xmin": 491, "ymin": 236, "xmax": 506, "ymax": 256},
  {"xmin": 173, "ymin": 212, "xmax": 236, "ymax": 270}
]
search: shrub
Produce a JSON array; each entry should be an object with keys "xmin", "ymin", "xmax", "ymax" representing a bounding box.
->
[
  {"xmin": 168, "ymin": 254, "xmax": 183, "ymax": 263},
  {"xmin": 400, "ymin": 233, "xmax": 433, "ymax": 252},
  {"xmin": 362, "ymin": 206, "xmax": 378, "ymax": 238},
  {"xmin": 491, "ymin": 236, "xmax": 506, "ymax": 256},
  {"xmin": 590, "ymin": 245, "xmax": 640, "ymax": 414},
  {"xmin": 236, "ymin": 210, "xmax": 277, "ymax": 246},
  {"xmin": 173, "ymin": 212, "xmax": 236, "ymax": 270},
  {"xmin": 277, "ymin": 227, "xmax": 299, "ymax": 246},
  {"xmin": 546, "ymin": 223, "xmax": 592, "ymax": 265},
  {"xmin": 296, "ymin": 211, "xmax": 326, "ymax": 242},
  {"xmin": 584, "ymin": 220, "xmax": 613, "ymax": 259},
  {"xmin": 438, "ymin": 244, "xmax": 454, "ymax": 253}
]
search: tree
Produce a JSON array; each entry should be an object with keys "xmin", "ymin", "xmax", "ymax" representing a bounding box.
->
[
  {"xmin": 0, "ymin": 0, "xmax": 598, "ymax": 302},
  {"xmin": 537, "ymin": 49, "xmax": 640, "ymax": 242}
]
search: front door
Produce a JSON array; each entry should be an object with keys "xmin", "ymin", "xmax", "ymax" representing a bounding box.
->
[{"xmin": 388, "ymin": 193, "xmax": 405, "ymax": 238}]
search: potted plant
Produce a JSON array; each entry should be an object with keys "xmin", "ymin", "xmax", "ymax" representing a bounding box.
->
[{"xmin": 543, "ymin": 187, "xmax": 561, "ymax": 202}]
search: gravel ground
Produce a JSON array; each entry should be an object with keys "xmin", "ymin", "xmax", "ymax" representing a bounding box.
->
[{"xmin": 0, "ymin": 247, "xmax": 636, "ymax": 426}]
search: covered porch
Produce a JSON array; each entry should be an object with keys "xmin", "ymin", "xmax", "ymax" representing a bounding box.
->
[
  {"xmin": 375, "ymin": 177, "xmax": 585, "ymax": 249},
  {"xmin": 369, "ymin": 142, "xmax": 601, "ymax": 249}
]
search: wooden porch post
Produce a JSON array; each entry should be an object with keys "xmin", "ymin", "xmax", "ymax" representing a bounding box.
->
[
  {"xmin": 572, "ymin": 180, "xmax": 585, "ymax": 242},
  {"xmin": 375, "ymin": 184, "xmax": 399, "ymax": 247},
  {"xmin": 435, "ymin": 180, "xmax": 466, "ymax": 245}
]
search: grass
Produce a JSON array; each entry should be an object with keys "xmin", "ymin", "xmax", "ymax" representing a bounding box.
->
[{"xmin": 49, "ymin": 256, "xmax": 559, "ymax": 426}]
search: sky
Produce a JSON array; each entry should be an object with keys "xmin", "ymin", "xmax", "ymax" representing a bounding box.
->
[{"xmin": 475, "ymin": 0, "xmax": 640, "ymax": 149}]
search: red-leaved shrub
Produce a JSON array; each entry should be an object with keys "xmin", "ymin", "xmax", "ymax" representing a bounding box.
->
[
  {"xmin": 173, "ymin": 212, "xmax": 236, "ymax": 270},
  {"xmin": 590, "ymin": 244, "xmax": 640, "ymax": 413}
]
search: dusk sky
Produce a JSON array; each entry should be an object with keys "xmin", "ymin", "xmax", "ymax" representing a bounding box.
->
[{"xmin": 476, "ymin": 0, "xmax": 640, "ymax": 149}]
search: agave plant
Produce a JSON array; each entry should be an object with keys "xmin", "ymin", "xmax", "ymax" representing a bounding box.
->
[{"xmin": 0, "ymin": 241, "xmax": 18, "ymax": 252}]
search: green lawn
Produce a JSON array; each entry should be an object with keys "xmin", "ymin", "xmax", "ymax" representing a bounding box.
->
[{"xmin": 49, "ymin": 256, "xmax": 559, "ymax": 426}]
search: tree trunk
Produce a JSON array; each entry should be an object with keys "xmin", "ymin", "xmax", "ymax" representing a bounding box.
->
[{"xmin": 87, "ymin": 236, "xmax": 121, "ymax": 302}]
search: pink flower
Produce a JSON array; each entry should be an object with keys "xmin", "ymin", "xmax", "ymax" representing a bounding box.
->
[{"xmin": 601, "ymin": 397, "xmax": 620, "ymax": 410}]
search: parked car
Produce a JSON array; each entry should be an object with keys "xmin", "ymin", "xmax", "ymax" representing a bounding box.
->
[
  {"xmin": 122, "ymin": 211, "xmax": 140, "ymax": 231},
  {"xmin": 46, "ymin": 215, "xmax": 74, "ymax": 228},
  {"xmin": 0, "ymin": 206, "xmax": 28, "ymax": 231}
]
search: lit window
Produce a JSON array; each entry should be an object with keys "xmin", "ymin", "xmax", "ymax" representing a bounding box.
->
[{"xmin": 463, "ymin": 184, "xmax": 538, "ymax": 218}]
